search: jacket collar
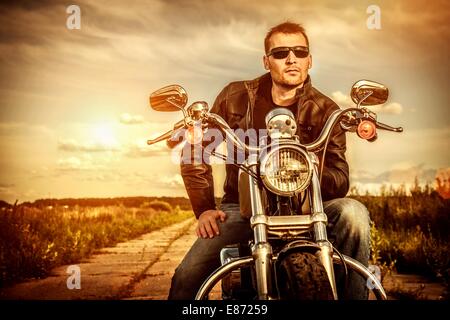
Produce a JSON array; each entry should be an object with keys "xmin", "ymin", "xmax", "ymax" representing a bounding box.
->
[
  {"xmin": 295, "ymin": 75, "xmax": 312, "ymax": 99},
  {"xmin": 243, "ymin": 73, "xmax": 315, "ymax": 129},
  {"xmin": 244, "ymin": 72, "xmax": 312, "ymax": 105}
]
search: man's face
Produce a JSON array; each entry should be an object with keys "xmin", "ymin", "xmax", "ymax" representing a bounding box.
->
[{"xmin": 263, "ymin": 32, "xmax": 312, "ymax": 89}]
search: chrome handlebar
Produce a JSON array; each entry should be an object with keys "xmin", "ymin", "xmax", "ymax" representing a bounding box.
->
[{"xmin": 148, "ymin": 107, "xmax": 403, "ymax": 151}]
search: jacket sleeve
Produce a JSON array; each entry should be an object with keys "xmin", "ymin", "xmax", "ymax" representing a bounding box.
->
[
  {"xmin": 180, "ymin": 85, "xmax": 228, "ymax": 218},
  {"xmin": 320, "ymin": 106, "xmax": 350, "ymax": 201}
]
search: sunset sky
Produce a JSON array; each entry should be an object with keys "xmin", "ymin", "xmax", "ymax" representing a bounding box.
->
[{"xmin": 0, "ymin": 0, "xmax": 449, "ymax": 203}]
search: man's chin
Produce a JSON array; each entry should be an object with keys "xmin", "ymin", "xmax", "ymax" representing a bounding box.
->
[{"xmin": 279, "ymin": 78, "xmax": 304, "ymax": 89}]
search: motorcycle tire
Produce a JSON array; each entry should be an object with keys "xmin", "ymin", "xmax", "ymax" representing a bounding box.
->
[{"xmin": 277, "ymin": 252, "xmax": 334, "ymax": 300}]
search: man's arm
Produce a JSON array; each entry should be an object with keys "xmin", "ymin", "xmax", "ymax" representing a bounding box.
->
[
  {"xmin": 320, "ymin": 106, "xmax": 350, "ymax": 201},
  {"xmin": 180, "ymin": 85, "xmax": 229, "ymax": 219}
]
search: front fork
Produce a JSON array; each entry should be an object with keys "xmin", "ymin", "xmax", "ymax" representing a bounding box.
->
[
  {"xmin": 248, "ymin": 154, "xmax": 338, "ymax": 300},
  {"xmin": 247, "ymin": 155, "xmax": 272, "ymax": 300},
  {"xmin": 309, "ymin": 156, "xmax": 338, "ymax": 299}
]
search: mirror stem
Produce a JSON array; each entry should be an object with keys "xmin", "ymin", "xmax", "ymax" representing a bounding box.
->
[
  {"xmin": 167, "ymin": 97, "xmax": 190, "ymax": 126},
  {"xmin": 356, "ymin": 90, "xmax": 373, "ymax": 108}
]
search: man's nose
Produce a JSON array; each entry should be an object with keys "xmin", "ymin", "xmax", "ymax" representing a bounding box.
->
[{"xmin": 285, "ymin": 50, "xmax": 297, "ymax": 64}]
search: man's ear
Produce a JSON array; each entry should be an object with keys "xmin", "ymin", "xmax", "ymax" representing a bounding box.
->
[
  {"xmin": 263, "ymin": 55, "xmax": 270, "ymax": 70},
  {"xmin": 308, "ymin": 54, "xmax": 312, "ymax": 69}
]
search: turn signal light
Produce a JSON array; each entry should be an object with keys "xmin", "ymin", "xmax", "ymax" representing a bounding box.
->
[{"xmin": 357, "ymin": 120, "xmax": 377, "ymax": 140}]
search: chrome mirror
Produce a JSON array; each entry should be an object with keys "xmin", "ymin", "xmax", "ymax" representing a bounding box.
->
[
  {"xmin": 149, "ymin": 85, "xmax": 188, "ymax": 112},
  {"xmin": 351, "ymin": 80, "xmax": 389, "ymax": 106}
]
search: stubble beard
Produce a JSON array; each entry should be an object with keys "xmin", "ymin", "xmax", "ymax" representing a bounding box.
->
[{"xmin": 274, "ymin": 74, "xmax": 305, "ymax": 90}]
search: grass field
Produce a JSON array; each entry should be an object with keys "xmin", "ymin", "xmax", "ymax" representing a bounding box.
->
[
  {"xmin": 351, "ymin": 184, "xmax": 449, "ymax": 298},
  {"xmin": 1, "ymin": 187, "xmax": 448, "ymax": 298},
  {"xmin": 0, "ymin": 200, "xmax": 191, "ymax": 287}
]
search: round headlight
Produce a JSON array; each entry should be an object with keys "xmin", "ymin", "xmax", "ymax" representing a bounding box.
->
[{"xmin": 260, "ymin": 145, "xmax": 312, "ymax": 196}]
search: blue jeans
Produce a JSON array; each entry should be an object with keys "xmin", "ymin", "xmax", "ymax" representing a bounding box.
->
[{"xmin": 168, "ymin": 198, "xmax": 370, "ymax": 300}]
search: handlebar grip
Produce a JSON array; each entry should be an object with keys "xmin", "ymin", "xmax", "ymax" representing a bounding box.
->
[{"xmin": 147, "ymin": 119, "xmax": 186, "ymax": 146}]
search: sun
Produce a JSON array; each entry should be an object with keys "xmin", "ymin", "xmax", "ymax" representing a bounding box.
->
[{"xmin": 93, "ymin": 123, "xmax": 117, "ymax": 146}]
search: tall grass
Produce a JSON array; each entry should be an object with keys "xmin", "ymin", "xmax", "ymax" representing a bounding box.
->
[
  {"xmin": 351, "ymin": 183, "xmax": 450, "ymax": 296},
  {"xmin": 0, "ymin": 202, "xmax": 192, "ymax": 287}
]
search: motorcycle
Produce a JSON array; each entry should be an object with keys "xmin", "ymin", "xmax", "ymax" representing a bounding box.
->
[{"xmin": 147, "ymin": 80, "xmax": 403, "ymax": 300}]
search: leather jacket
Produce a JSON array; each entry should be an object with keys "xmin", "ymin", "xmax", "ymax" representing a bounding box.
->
[{"xmin": 180, "ymin": 73, "xmax": 349, "ymax": 218}]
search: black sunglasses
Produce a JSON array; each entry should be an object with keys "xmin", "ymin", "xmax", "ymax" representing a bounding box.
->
[{"xmin": 267, "ymin": 46, "xmax": 309, "ymax": 59}]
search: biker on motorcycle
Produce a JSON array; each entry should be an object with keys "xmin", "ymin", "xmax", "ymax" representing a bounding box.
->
[{"xmin": 168, "ymin": 21, "xmax": 371, "ymax": 300}]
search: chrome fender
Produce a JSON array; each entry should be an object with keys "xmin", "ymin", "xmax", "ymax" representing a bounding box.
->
[
  {"xmin": 195, "ymin": 253, "xmax": 387, "ymax": 300},
  {"xmin": 333, "ymin": 254, "xmax": 387, "ymax": 300},
  {"xmin": 195, "ymin": 256, "xmax": 253, "ymax": 300}
]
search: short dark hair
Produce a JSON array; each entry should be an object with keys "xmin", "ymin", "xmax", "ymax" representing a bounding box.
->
[{"xmin": 264, "ymin": 21, "xmax": 309, "ymax": 54}]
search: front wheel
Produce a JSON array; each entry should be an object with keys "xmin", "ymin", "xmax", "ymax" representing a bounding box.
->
[{"xmin": 277, "ymin": 252, "xmax": 334, "ymax": 300}]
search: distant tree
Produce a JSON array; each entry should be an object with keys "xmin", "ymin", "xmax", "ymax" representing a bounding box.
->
[
  {"xmin": 0, "ymin": 200, "xmax": 12, "ymax": 209},
  {"xmin": 141, "ymin": 200, "xmax": 172, "ymax": 212}
]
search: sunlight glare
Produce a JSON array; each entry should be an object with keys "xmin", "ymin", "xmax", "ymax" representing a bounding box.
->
[{"xmin": 93, "ymin": 123, "xmax": 118, "ymax": 146}]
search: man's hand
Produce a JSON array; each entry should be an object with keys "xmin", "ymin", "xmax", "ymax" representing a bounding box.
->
[{"xmin": 196, "ymin": 210, "xmax": 227, "ymax": 239}]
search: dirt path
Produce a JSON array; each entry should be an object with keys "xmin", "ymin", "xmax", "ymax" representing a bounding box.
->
[
  {"xmin": 0, "ymin": 217, "xmax": 445, "ymax": 300},
  {"xmin": 381, "ymin": 273, "xmax": 446, "ymax": 300}
]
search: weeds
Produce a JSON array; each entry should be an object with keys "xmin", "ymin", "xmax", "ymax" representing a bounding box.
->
[
  {"xmin": 369, "ymin": 221, "xmax": 396, "ymax": 282},
  {"xmin": 0, "ymin": 203, "xmax": 191, "ymax": 287},
  {"xmin": 352, "ymin": 183, "xmax": 450, "ymax": 297}
]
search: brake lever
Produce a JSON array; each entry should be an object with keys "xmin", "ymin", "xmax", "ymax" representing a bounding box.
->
[{"xmin": 376, "ymin": 121, "xmax": 403, "ymax": 133}]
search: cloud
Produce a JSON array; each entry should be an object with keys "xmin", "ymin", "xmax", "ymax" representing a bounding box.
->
[
  {"xmin": 119, "ymin": 113, "xmax": 145, "ymax": 125},
  {"xmin": 56, "ymin": 157, "xmax": 83, "ymax": 171},
  {"xmin": 0, "ymin": 184, "xmax": 15, "ymax": 198},
  {"xmin": 54, "ymin": 156, "xmax": 124, "ymax": 180},
  {"xmin": 349, "ymin": 170, "xmax": 377, "ymax": 182},
  {"xmin": 0, "ymin": 122, "xmax": 54, "ymax": 137},
  {"xmin": 370, "ymin": 103, "xmax": 403, "ymax": 115},
  {"xmin": 331, "ymin": 91, "xmax": 353, "ymax": 107},
  {"xmin": 349, "ymin": 166, "xmax": 450, "ymax": 196},
  {"xmin": 154, "ymin": 174, "xmax": 184, "ymax": 189},
  {"xmin": 55, "ymin": 153, "xmax": 117, "ymax": 173},
  {"xmin": 58, "ymin": 139, "xmax": 120, "ymax": 152},
  {"xmin": 0, "ymin": 0, "xmax": 448, "ymax": 202},
  {"xmin": 28, "ymin": 167, "xmax": 52, "ymax": 179},
  {"xmin": 350, "ymin": 164, "xmax": 443, "ymax": 185},
  {"xmin": 124, "ymin": 140, "xmax": 170, "ymax": 157},
  {"xmin": 0, "ymin": 183, "xmax": 15, "ymax": 188},
  {"xmin": 82, "ymin": 171, "xmax": 126, "ymax": 182},
  {"xmin": 0, "ymin": 0, "xmax": 62, "ymax": 10},
  {"xmin": 331, "ymin": 91, "xmax": 403, "ymax": 114},
  {"xmin": 56, "ymin": 156, "xmax": 105, "ymax": 172},
  {"xmin": 346, "ymin": 126, "xmax": 450, "ymax": 176},
  {"xmin": 120, "ymin": 171, "xmax": 185, "ymax": 190}
]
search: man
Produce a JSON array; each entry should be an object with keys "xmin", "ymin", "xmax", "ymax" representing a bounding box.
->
[{"xmin": 168, "ymin": 21, "xmax": 370, "ymax": 300}]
